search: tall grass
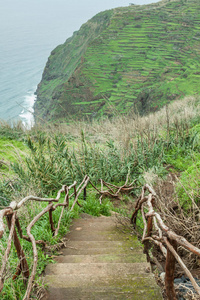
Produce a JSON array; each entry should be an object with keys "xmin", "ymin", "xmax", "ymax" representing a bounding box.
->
[
  {"xmin": 33, "ymin": 96, "xmax": 200, "ymax": 146},
  {"xmin": 2, "ymin": 95, "xmax": 200, "ymax": 201},
  {"xmin": 1, "ymin": 95, "xmax": 200, "ymax": 298}
]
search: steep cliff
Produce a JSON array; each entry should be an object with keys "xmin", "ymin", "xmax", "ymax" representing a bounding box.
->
[{"xmin": 35, "ymin": 0, "xmax": 200, "ymax": 122}]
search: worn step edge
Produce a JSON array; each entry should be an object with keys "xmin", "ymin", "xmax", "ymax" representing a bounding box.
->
[
  {"xmin": 56, "ymin": 253, "xmax": 146, "ymax": 264},
  {"xmin": 45, "ymin": 262, "xmax": 150, "ymax": 276},
  {"xmin": 65, "ymin": 234, "xmax": 137, "ymax": 242},
  {"xmin": 65, "ymin": 241, "xmax": 125, "ymax": 247},
  {"xmin": 45, "ymin": 272, "xmax": 159, "ymax": 290},
  {"xmin": 62, "ymin": 247, "xmax": 141, "ymax": 255},
  {"xmin": 64, "ymin": 240, "xmax": 142, "ymax": 249},
  {"xmin": 46, "ymin": 285, "xmax": 163, "ymax": 300}
]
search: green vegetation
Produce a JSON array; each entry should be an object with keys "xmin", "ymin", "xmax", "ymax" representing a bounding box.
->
[
  {"xmin": 36, "ymin": 0, "xmax": 200, "ymax": 121},
  {"xmin": 35, "ymin": 9, "xmax": 113, "ymax": 121},
  {"xmin": 2, "ymin": 0, "xmax": 200, "ymax": 297},
  {"xmin": 2, "ymin": 96, "xmax": 200, "ymax": 297}
]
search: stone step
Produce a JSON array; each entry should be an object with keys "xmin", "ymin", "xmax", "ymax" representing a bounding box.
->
[
  {"xmin": 69, "ymin": 216, "xmax": 117, "ymax": 226},
  {"xmin": 60, "ymin": 240, "xmax": 145, "ymax": 256},
  {"xmin": 45, "ymin": 273, "xmax": 163, "ymax": 299},
  {"xmin": 44, "ymin": 215, "xmax": 163, "ymax": 299},
  {"xmin": 74, "ymin": 214, "xmax": 118, "ymax": 222},
  {"xmin": 62, "ymin": 247, "xmax": 139, "ymax": 255},
  {"xmin": 70, "ymin": 221, "xmax": 117, "ymax": 229},
  {"xmin": 56, "ymin": 253, "xmax": 146, "ymax": 264},
  {"xmin": 45, "ymin": 270, "xmax": 154, "ymax": 289},
  {"xmin": 66, "ymin": 215, "xmax": 133, "ymax": 242},
  {"xmin": 64, "ymin": 240, "xmax": 126, "ymax": 248},
  {"xmin": 47, "ymin": 285, "xmax": 162, "ymax": 300},
  {"xmin": 46, "ymin": 262, "xmax": 149, "ymax": 277},
  {"xmin": 68, "ymin": 215, "xmax": 122, "ymax": 231},
  {"xmin": 66, "ymin": 231, "xmax": 128, "ymax": 241},
  {"xmin": 68, "ymin": 223, "xmax": 120, "ymax": 233},
  {"xmin": 66, "ymin": 228, "xmax": 136, "ymax": 241}
]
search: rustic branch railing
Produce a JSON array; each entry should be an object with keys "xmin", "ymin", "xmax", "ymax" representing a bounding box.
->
[
  {"xmin": 0, "ymin": 176, "xmax": 90, "ymax": 300},
  {"xmin": 0, "ymin": 175, "xmax": 135, "ymax": 299},
  {"xmin": 131, "ymin": 184, "xmax": 200, "ymax": 299},
  {"xmin": 3, "ymin": 176, "xmax": 198, "ymax": 299}
]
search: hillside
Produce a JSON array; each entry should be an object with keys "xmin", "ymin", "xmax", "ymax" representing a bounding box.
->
[
  {"xmin": 2, "ymin": 95, "xmax": 200, "ymax": 298},
  {"xmin": 35, "ymin": 0, "xmax": 200, "ymax": 122}
]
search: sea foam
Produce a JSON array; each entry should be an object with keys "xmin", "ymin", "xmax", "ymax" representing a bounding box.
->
[{"xmin": 19, "ymin": 91, "xmax": 36, "ymax": 129}]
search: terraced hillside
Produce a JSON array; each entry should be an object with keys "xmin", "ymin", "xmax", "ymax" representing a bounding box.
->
[{"xmin": 35, "ymin": 0, "xmax": 200, "ymax": 121}]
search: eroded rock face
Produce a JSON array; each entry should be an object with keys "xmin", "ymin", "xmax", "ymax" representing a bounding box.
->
[{"xmin": 44, "ymin": 214, "xmax": 163, "ymax": 299}]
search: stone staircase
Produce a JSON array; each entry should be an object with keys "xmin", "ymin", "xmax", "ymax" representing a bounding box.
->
[{"xmin": 44, "ymin": 213, "xmax": 163, "ymax": 299}]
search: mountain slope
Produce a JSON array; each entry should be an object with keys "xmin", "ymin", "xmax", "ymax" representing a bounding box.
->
[{"xmin": 35, "ymin": 0, "xmax": 200, "ymax": 122}]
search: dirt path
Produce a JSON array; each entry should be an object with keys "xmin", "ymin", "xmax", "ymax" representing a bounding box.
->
[{"xmin": 43, "ymin": 213, "xmax": 163, "ymax": 299}]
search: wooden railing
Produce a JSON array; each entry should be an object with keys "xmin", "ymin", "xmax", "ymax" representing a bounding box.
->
[
  {"xmin": 0, "ymin": 175, "xmax": 90, "ymax": 300},
  {"xmin": 0, "ymin": 175, "xmax": 135, "ymax": 300},
  {"xmin": 2, "ymin": 175, "xmax": 199, "ymax": 300},
  {"xmin": 131, "ymin": 184, "xmax": 200, "ymax": 299}
]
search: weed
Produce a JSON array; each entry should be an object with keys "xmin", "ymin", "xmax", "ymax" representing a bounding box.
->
[{"xmin": 81, "ymin": 193, "xmax": 114, "ymax": 217}]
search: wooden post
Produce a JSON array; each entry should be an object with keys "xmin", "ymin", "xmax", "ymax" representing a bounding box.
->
[
  {"xmin": 144, "ymin": 216, "xmax": 153, "ymax": 262},
  {"xmin": 165, "ymin": 238, "xmax": 177, "ymax": 300},
  {"xmin": 83, "ymin": 187, "xmax": 87, "ymax": 201},
  {"xmin": 6, "ymin": 214, "xmax": 29, "ymax": 283},
  {"xmin": 49, "ymin": 208, "xmax": 55, "ymax": 234},
  {"xmin": 65, "ymin": 186, "xmax": 69, "ymax": 208}
]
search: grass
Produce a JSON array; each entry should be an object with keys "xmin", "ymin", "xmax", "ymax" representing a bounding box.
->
[
  {"xmin": 0, "ymin": 139, "xmax": 28, "ymax": 164},
  {"xmin": 2, "ymin": 95, "xmax": 200, "ymax": 297}
]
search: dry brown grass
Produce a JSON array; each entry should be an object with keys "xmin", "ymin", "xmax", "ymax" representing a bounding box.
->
[
  {"xmin": 34, "ymin": 96, "xmax": 200, "ymax": 148},
  {"xmin": 155, "ymin": 175, "xmax": 200, "ymax": 275}
]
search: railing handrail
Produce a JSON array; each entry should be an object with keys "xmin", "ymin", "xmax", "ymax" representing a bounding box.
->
[
  {"xmin": 131, "ymin": 184, "xmax": 200, "ymax": 299},
  {"xmin": 0, "ymin": 174, "xmax": 135, "ymax": 300}
]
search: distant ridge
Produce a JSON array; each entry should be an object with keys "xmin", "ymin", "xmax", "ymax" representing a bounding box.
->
[{"xmin": 35, "ymin": 0, "xmax": 200, "ymax": 122}]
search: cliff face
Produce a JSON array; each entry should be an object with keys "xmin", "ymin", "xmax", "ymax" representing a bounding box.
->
[
  {"xmin": 35, "ymin": 9, "xmax": 113, "ymax": 121},
  {"xmin": 35, "ymin": 0, "xmax": 200, "ymax": 122}
]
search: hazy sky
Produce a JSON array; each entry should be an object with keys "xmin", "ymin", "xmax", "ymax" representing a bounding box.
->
[{"xmin": 0, "ymin": 0, "xmax": 161, "ymax": 47}]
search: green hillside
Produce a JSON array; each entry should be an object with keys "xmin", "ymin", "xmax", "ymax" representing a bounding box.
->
[{"xmin": 35, "ymin": 0, "xmax": 200, "ymax": 121}]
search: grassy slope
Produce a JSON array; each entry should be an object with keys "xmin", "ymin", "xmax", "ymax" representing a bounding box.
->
[
  {"xmin": 35, "ymin": 0, "xmax": 200, "ymax": 121},
  {"xmin": 35, "ymin": 10, "xmax": 113, "ymax": 120},
  {"xmin": 0, "ymin": 138, "xmax": 28, "ymax": 175}
]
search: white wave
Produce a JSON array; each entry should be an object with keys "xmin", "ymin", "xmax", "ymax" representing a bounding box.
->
[{"xmin": 19, "ymin": 93, "xmax": 36, "ymax": 129}]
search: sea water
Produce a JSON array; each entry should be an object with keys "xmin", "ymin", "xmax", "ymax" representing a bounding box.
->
[{"xmin": 0, "ymin": 0, "xmax": 159, "ymax": 127}]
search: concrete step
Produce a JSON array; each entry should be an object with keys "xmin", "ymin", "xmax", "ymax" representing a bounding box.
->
[
  {"xmin": 64, "ymin": 240, "xmax": 126, "ymax": 248},
  {"xmin": 66, "ymin": 231, "xmax": 130, "ymax": 241},
  {"xmin": 62, "ymin": 247, "xmax": 140, "ymax": 255},
  {"xmin": 60, "ymin": 240, "xmax": 145, "ymax": 256},
  {"xmin": 45, "ymin": 271, "xmax": 155, "ymax": 289},
  {"xmin": 45, "ymin": 274, "xmax": 163, "ymax": 299},
  {"xmin": 44, "ymin": 215, "xmax": 163, "ymax": 300},
  {"xmin": 69, "ymin": 216, "xmax": 117, "ymax": 227},
  {"xmin": 66, "ymin": 227, "xmax": 136, "ymax": 241},
  {"xmin": 45, "ymin": 262, "xmax": 149, "ymax": 277},
  {"xmin": 67, "ymin": 215, "xmax": 123, "ymax": 232},
  {"xmin": 47, "ymin": 285, "xmax": 163, "ymax": 300},
  {"xmin": 56, "ymin": 253, "xmax": 146, "ymax": 264}
]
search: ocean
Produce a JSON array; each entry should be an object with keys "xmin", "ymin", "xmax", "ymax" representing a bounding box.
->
[{"xmin": 0, "ymin": 0, "xmax": 159, "ymax": 127}]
